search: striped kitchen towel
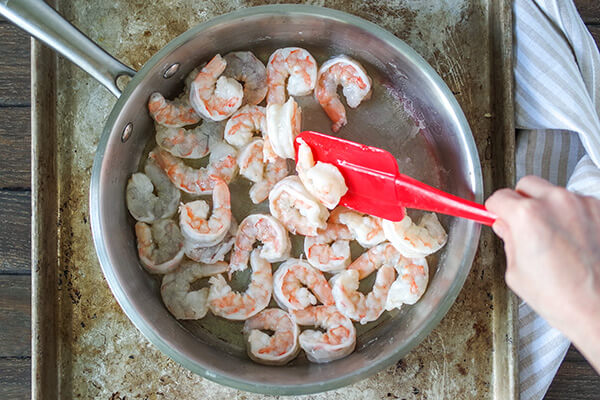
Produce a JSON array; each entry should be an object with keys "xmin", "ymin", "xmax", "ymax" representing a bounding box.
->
[{"xmin": 514, "ymin": 0, "xmax": 600, "ymax": 399}]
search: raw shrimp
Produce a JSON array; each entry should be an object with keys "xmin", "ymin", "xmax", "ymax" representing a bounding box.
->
[
  {"xmin": 304, "ymin": 222, "xmax": 353, "ymax": 273},
  {"xmin": 161, "ymin": 260, "xmax": 228, "ymax": 320},
  {"xmin": 223, "ymin": 51, "xmax": 268, "ymax": 105},
  {"xmin": 331, "ymin": 265, "xmax": 396, "ymax": 325},
  {"xmin": 272, "ymin": 259, "xmax": 334, "ymax": 311},
  {"xmin": 208, "ymin": 249, "xmax": 273, "ymax": 320},
  {"xmin": 189, "ymin": 54, "xmax": 243, "ymax": 121},
  {"xmin": 155, "ymin": 120, "xmax": 222, "ymax": 159},
  {"xmin": 224, "ymin": 105, "xmax": 266, "ymax": 148},
  {"xmin": 149, "ymin": 142, "xmax": 237, "ymax": 194},
  {"xmin": 126, "ymin": 160, "xmax": 180, "ymax": 223},
  {"xmin": 347, "ymin": 242, "xmax": 402, "ymax": 279},
  {"xmin": 269, "ymin": 176, "xmax": 329, "ymax": 236},
  {"xmin": 184, "ymin": 219, "xmax": 237, "ymax": 264},
  {"xmin": 229, "ymin": 214, "xmax": 291, "ymax": 273},
  {"xmin": 265, "ymin": 97, "xmax": 301, "ymax": 159},
  {"xmin": 331, "ymin": 207, "xmax": 386, "ymax": 248},
  {"xmin": 135, "ymin": 219, "xmax": 185, "ymax": 274},
  {"xmin": 382, "ymin": 212, "xmax": 447, "ymax": 258},
  {"xmin": 290, "ymin": 305, "xmax": 356, "ymax": 363},
  {"xmin": 266, "ymin": 47, "xmax": 318, "ymax": 104},
  {"xmin": 243, "ymin": 308, "xmax": 300, "ymax": 365},
  {"xmin": 179, "ymin": 178, "xmax": 231, "ymax": 247},
  {"xmin": 237, "ymin": 139, "xmax": 289, "ymax": 204},
  {"xmin": 296, "ymin": 138, "xmax": 348, "ymax": 209},
  {"xmin": 148, "ymin": 92, "xmax": 200, "ymax": 128},
  {"xmin": 315, "ymin": 55, "xmax": 372, "ymax": 132},
  {"xmin": 385, "ymin": 256, "xmax": 428, "ymax": 310}
]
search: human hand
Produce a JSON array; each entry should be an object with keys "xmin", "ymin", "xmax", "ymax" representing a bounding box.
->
[{"xmin": 486, "ymin": 176, "xmax": 600, "ymax": 372}]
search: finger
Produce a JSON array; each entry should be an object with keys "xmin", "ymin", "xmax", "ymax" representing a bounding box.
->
[
  {"xmin": 491, "ymin": 219, "xmax": 509, "ymax": 239},
  {"xmin": 485, "ymin": 188, "xmax": 525, "ymax": 217},
  {"xmin": 515, "ymin": 175, "xmax": 557, "ymax": 198}
]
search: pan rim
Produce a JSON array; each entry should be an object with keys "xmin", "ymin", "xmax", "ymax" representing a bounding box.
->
[{"xmin": 89, "ymin": 4, "xmax": 482, "ymax": 395}]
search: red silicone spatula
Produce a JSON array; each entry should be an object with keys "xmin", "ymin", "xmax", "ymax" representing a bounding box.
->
[{"xmin": 294, "ymin": 130, "xmax": 496, "ymax": 225}]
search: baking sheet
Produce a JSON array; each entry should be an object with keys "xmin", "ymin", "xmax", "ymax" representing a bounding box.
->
[{"xmin": 32, "ymin": 1, "xmax": 516, "ymax": 398}]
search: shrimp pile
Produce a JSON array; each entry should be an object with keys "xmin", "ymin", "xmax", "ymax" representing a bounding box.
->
[{"xmin": 126, "ymin": 48, "xmax": 447, "ymax": 366}]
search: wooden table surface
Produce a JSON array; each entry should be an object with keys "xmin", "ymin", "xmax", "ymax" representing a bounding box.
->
[{"xmin": 1, "ymin": 2, "xmax": 599, "ymax": 399}]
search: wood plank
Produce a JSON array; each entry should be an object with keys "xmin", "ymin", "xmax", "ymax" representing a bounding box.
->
[
  {"xmin": 0, "ymin": 191, "xmax": 31, "ymax": 274},
  {"xmin": 575, "ymin": 0, "xmax": 600, "ymax": 24},
  {"xmin": 0, "ymin": 107, "xmax": 30, "ymax": 189},
  {"xmin": 0, "ymin": 275, "xmax": 31, "ymax": 357},
  {"xmin": 546, "ymin": 346, "xmax": 600, "ymax": 400},
  {"xmin": 589, "ymin": 26, "xmax": 600, "ymax": 49},
  {"xmin": 0, "ymin": 23, "xmax": 31, "ymax": 106},
  {"xmin": 0, "ymin": 358, "xmax": 31, "ymax": 400}
]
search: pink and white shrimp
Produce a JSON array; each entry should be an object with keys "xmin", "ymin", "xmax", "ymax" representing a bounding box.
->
[
  {"xmin": 224, "ymin": 105, "xmax": 267, "ymax": 149},
  {"xmin": 266, "ymin": 47, "xmax": 317, "ymax": 104},
  {"xmin": 290, "ymin": 305, "xmax": 356, "ymax": 363},
  {"xmin": 223, "ymin": 51, "xmax": 268, "ymax": 106},
  {"xmin": 155, "ymin": 120, "xmax": 222, "ymax": 159},
  {"xmin": 149, "ymin": 142, "xmax": 237, "ymax": 194},
  {"xmin": 189, "ymin": 54, "xmax": 243, "ymax": 121},
  {"xmin": 385, "ymin": 256, "xmax": 429, "ymax": 310},
  {"xmin": 346, "ymin": 242, "xmax": 402, "ymax": 279},
  {"xmin": 382, "ymin": 212, "xmax": 447, "ymax": 258},
  {"xmin": 272, "ymin": 259, "xmax": 335, "ymax": 311},
  {"xmin": 304, "ymin": 222, "xmax": 354, "ymax": 273},
  {"xmin": 243, "ymin": 308, "xmax": 300, "ymax": 365},
  {"xmin": 315, "ymin": 55, "xmax": 372, "ymax": 132},
  {"xmin": 229, "ymin": 214, "xmax": 291, "ymax": 274},
  {"xmin": 135, "ymin": 219, "xmax": 185, "ymax": 274},
  {"xmin": 269, "ymin": 176, "xmax": 329, "ymax": 236},
  {"xmin": 184, "ymin": 219, "xmax": 237, "ymax": 264},
  {"xmin": 265, "ymin": 97, "xmax": 302, "ymax": 160},
  {"xmin": 179, "ymin": 178, "xmax": 231, "ymax": 247},
  {"xmin": 237, "ymin": 139, "xmax": 289, "ymax": 204},
  {"xmin": 331, "ymin": 207, "xmax": 386, "ymax": 248},
  {"xmin": 126, "ymin": 160, "xmax": 180, "ymax": 223},
  {"xmin": 148, "ymin": 92, "xmax": 200, "ymax": 128},
  {"xmin": 208, "ymin": 249, "xmax": 273, "ymax": 320},
  {"xmin": 296, "ymin": 138, "xmax": 348, "ymax": 209},
  {"xmin": 161, "ymin": 260, "xmax": 228, "ymax": 320}
]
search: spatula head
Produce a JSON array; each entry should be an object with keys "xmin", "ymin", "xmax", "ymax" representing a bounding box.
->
[{"xmin": 295, "ymin": 130, "xmax": 406, "ymax": 221}]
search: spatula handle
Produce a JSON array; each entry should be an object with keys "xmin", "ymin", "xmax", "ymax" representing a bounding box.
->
[{"xmin": 395, "ymin": 173, "xmax": 496, "ymax": 226}]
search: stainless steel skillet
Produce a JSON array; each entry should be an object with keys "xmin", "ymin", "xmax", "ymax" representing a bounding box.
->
[{"xmin": 1, "ymin": 0, "xmax": 482, "ymax": 395}]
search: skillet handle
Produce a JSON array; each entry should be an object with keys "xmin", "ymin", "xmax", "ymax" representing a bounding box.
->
[{"xmin": 0, "ymin": 0, "xmax": 136, "ymax": 97}]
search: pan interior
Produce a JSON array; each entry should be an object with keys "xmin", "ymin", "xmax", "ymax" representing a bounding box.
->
[{"xmin": 94, "ymin": 7, "xmax": 479, "ymax": 394}]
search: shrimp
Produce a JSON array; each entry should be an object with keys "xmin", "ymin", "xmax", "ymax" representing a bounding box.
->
[
  {"xmin": 237, "ymin": 139, "xmax": 289, "ymax": 204},
  {"xmin": 347, "ymin": 242, "xmax": 402, "ymax": 279},
  {"xmin": 315, "ymin": 55, "xmax": 372, "ymax": 132},
  {"xmin": 331, "ymin": 265, "xmax": 396, "ymax": 325},
  {"xmin": 272, "ymin": 259, "xmax": 335, "ymax": 311},
  {"xmin": 385, "ymin": 256, "xmax": 428, "ymax": 310},
  {"xmin": 290, "ymin": 305, "xmax": 356, "ymax": 363},
  {"xmin": 304, "ymin": 222, "xmax": 353, "ymax": 273},
  {"xmin": 160, "ymin": 260, "xmax": 228, "ymax": 320},
  {"xmin": 184, "ymin": 218, "xmax": 237, "ymax": 264},
  {"xmin": 243, "ymin": 308, "xmax": 300, "ymax": 365},
  {"xmin": 148, "ymin": 91, "xmax": 200, "ymax": 128},
  {"xmin": 126, "ymin": 160, "xmax": 180, "ymax": 223},
  {"xmin": 331, "ymin": 207, "xmax": 386, "ymax": 248},
  {"xmin": 149, "ymin": 142, "xmax": 237, "ymax": 194},
  {"xmin": 189, "ymin": 54, "xmax": 243, "ymax": 121},
  {"xmin": 296, "ymin": 138, "xmax": 348, "ymax": 209},
  {"xmin": 223, "ymin": 51, "xmax": 268, "ymax": 106},
  {"xmin": 135, "ymin": 219, "xmax": 185, "ymax": 274},
  {"xmin": 382, "ymin": 212, "xmax": 447, "ymax": 258},
  {"xmin": 224, "ymin": 105, "xmax": 266, "ymax": 149},
  {"xmin": 269, "ymin": 176, "xmax": 329, "ymax": 236},
  {"xmin": 229, "ymin": 214, "xmax": 291, "ymax": 273},
  {"xmin": 266, "ymin": 47, "xmax": 318, "ymax": 104},
  {"xmin": 265, "ymin": 97, "xmax": 301, "ymax": 159},
  {"xmin": 155, "ymin": 119, "xmax": 222, "ymax": 159},
  {"xmin": 179, "ymin": 178, "xmax": 231, "ymax": 247},
  {"xmin": 208, "ymin": 249, "xmax": 273, "ymax": 320}
]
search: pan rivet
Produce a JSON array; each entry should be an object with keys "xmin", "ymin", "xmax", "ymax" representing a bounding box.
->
[
  {"xmin": 121, "ymin": 123, "xmax": 133, "ymax": 143},
  {"xmin": 163, "ymin": 63, "xmax": 180, "ymax": 79}
]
